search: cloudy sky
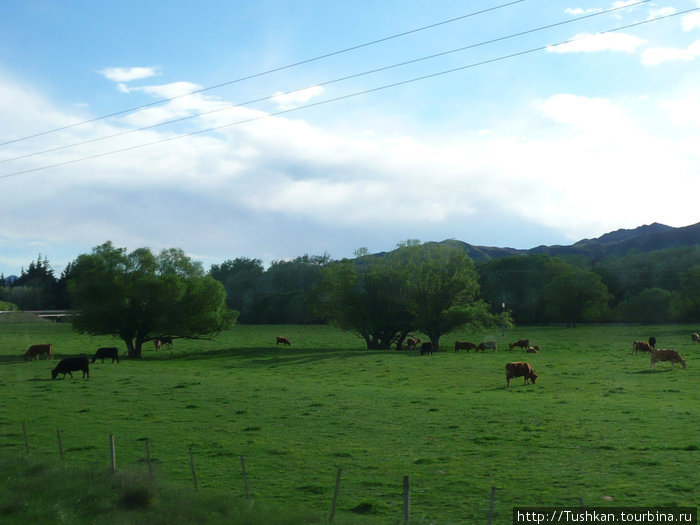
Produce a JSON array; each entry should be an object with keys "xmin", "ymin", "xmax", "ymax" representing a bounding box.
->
[{"xmin": 1, "ymin": 0, "xmax": 699, "ymax": 276}]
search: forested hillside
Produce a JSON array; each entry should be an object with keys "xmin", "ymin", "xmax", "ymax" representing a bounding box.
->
[{"xmin": 1, "ymin": 223, "xmax": 698, "ymax": 325}]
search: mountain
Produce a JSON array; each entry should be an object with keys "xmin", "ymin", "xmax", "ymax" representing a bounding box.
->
[{"xmin": 433, "ymin": 222, "xmax": 700, "ymax": 263}]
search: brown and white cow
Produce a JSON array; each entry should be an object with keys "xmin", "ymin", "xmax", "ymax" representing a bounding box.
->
[
  {"xmin": 526, "ymin": 347, "xmax": 538, "ymax": 353},
  {"xmin": 505, "ymin": 362, "xmax": 537, "ymax": 386},
  {"xmin": 276, "ymin": 336, "xmax": 291, "ymax": 346},
  {"xmin": 632, "ymin": 340, "xmax": 653, "ymax": 354},
  {"xmin": 508, "ymin": 339, "xmax": 529, "ymax": 350},
  {"xmin": 24, "ymin": 343, "xmax": 53, "ymax": 361},
  {"xmin": 454, "ymin": 341, "xmax": 477, "ymax": 352},
  {"xmin": 692, "ymin": 333, "xmax": 699, "ymax": 343},
  {"xmin": 406, "ymin": 337, "xmax": 421, "ymax": 351},
  {"xmin": 477, "ymin": 341, "xmax": 497, "ymax": 352},
  {"xmin": 650, "ymin": 348, "xmax": 687, "ymax": 370}
]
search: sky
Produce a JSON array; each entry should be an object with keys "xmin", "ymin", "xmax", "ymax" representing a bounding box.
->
[{"xmin": 1, "ymin": 0, "xmax": 699, "ymax": 277}]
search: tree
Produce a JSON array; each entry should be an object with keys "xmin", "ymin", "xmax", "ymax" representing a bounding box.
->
[
  {"xmin": 543, "ymin": 270, "xmax": 612, "ymax": 326},
  {"xmin": 69, "ymin": 242, "xmax": 237, "ymax": 358},
  {"xmin": 399, "ymin": 244, "xmax": 495, "ymax": 351},
  {"xmin": 209, "ymin": 258, "xmax": 264, "ymax": 323}
]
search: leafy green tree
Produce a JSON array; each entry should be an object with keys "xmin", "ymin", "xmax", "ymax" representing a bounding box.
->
[
  {"xmin": 69, "ymin": 242, "xmax": 237, "ymax": 358},
  {"xmin": 543, "ymin": 270, "xmax": 612, "ymax": 326},
  {"xmin": 398, "ymin": 244, "xmax": 495, "ymax": 351},
  {"xmin": 317, "ymin": 257, "xmax": 413, "ymax": 349},
  {"xmin": 617, "ymin": 287, "xmax": 676, "ymax": 324},
  {"xmin": 209, "ymin": 258, "xmax": 264, "ymax": 323}
]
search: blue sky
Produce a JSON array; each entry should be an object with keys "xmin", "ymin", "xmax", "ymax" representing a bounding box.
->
[{"xmin": 1, "ymin": 0, "xmax": 699, "ymax": 276}]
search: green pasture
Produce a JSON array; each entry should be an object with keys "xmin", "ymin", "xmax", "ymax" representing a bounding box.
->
[{"xmin": 0, "ymin": 317, "xmax": 698, "ymax": 524}]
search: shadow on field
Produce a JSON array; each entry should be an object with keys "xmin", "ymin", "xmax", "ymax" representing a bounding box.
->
[
  {"xmin": 632, "ymin": 368, "xmax": 675, "ymax": 374},
  {"xmin": 147, "ymin": 346, "xmax": 411, "ymax": 368}
]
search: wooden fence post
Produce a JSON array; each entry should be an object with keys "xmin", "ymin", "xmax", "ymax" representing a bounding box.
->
[
  {"xmin": 240, "ymin": 455, "xmax": 249, "ymax": 498},
  {"xmin": 329, "ymin": 467, "xmax": 342, "ymax": 523},
  {"xmin": 56, "ymin": 429, "xmax": 64, "ymax": 464},
  {"xmin": 403, "ymin": 475, "xmax": 410, "ymax": 524},
  {"xmin": 22, "ymin": 423, "xmax": 29, "ymax": 455},
  {"xmin": 189, "ymin": 448, "xmax": 199, "ymax": 491},
  {"xmin": 145, "ymin": 439, "xmax": 153, "ymax": 481},
  {"xmin": 109, "ymin": 434, "xmax": 116, "ymax": 473},
  {"xmin": 487, "ymin": 486, "xmax": 496, "ymax": 525}
]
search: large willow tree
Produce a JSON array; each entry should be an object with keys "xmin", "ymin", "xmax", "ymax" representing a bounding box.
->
[{"xmin": 69, "ymin": 242, "xmax": 237, "ymax": 358}]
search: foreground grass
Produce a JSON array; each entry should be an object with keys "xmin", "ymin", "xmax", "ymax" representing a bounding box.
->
[{"xmin": 0, "ymin": 318, "xmax": 698, "ymax": 523}]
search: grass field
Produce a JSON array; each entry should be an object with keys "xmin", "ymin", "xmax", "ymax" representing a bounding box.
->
[{"xmin": 0, "ymin": 316, "xmax": 698, "ymax": 524}]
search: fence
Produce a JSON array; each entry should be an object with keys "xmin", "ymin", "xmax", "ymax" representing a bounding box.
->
[{"xmin": 17, "ymin": 422, "xmax": 506, "ymax": 524}]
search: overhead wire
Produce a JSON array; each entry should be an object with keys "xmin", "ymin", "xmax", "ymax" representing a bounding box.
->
[
  {"xmin": 0, "ymin": 0, "xmax": 651, "ymax": 166},
  {"xmin": 2, "ymin": 5, "xmax": 694, "ymax": 181},
  {"xmin": 0, "ymin": 0, "xmax": 525, "ymax": 147}
]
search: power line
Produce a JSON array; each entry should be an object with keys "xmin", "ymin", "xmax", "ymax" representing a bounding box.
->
[
  {"xmin": 0, "ymin": 0, "xmax": 652, "ymax": 166},
  {"xmin": 2, "ymin": 6, "xmax": 693, "ymax": 181},
  {"xmin": 0, "ymin": 0, "xmax": 525, "ymax": 147}
]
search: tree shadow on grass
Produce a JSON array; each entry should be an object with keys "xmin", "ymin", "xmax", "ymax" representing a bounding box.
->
[
  {"xmin": 145, "ymin": 346, "xmax": 409, "ymax": 368},
  {"xmin": 631, "ymin": 368, "xmax": 675, "ymax": 374}
]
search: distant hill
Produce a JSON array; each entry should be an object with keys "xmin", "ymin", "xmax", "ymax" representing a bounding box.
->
[{"xmin": 430, "ymin": 222, "xmax": 699, "ymax": 263}]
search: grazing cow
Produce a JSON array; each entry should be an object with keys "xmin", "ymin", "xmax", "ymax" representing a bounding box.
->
[
  {"xmin": 477, "ymin": 341, "xmax": 497, "ymax": 352},
  {"xmin": 454, "ymin": 341, "xmax": 477, "ymax": 352},
  {"xmin": 526, "ymin": 347, "xmax": 538, "ymax": 353},
  {"xmin": 632, "ymin": 341, "xmax": 653, "ymax": 355},
  {"xmin": 51, "ymin": 357, "xmax": 90, "ymax": 380},
  {"xmin": 508, "ymin": 339, "xmax": 529, "ymax": 350},
  {"xmin": 505, "ymin": 362, "xmax": 537, "ymax": 386},
  {"xmin": 420, "ymin": 342, "xmax": 433, "ymax": 355},
  {"xmin": 692, "ymin": 333, "xmax": 699, "ymax": 343},
  {"xmin": 650, "ymin": 349, "xmax": 687, "ymax": 370},
  {"xmin": 23, "ymin": 343, "xmax": 53, "ymax": 362},
  {"xmin": 92, "ymin": 347, "xmax": 120, "ymax": 364},
  {"xmin": 276, "ymin": 336, "xmax": 291, "ymax": 346},
  {"xmin": 406, "ymin": 337, "xmax": 421, "ymax": 351},
  {"xmin": 648, "ymin": 336, "xmax": 656, "ymax": 349}
]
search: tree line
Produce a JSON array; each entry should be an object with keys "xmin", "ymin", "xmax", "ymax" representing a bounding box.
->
[{"xmin": 1, "ymin": 242, "xmax": 698, "ymax": 332}]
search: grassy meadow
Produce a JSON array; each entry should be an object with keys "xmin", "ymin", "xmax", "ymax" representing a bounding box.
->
[{"xmin": 0, "ymin": 316, "xmax": 698, "ymax": 524}]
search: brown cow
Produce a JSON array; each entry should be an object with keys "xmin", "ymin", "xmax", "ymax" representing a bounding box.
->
[
  {"xmin": 454, "ymin": 341, "xmax": 477, "ymax": 352},
  {"xmin": 154, "ymin": 339, "xmax": 163, "ymax": 352},
  {"xmin": 650, "ymin": 348, "xmax": 687, "ymax": 370},
  {"xmin": 477, "ymin": 341, "xmax": 497, "ymax": 352},
  {"xmin": 276, "ymin": 336, "xmax": 291, "ymax": 346},
  {"xmin": 508, "ymin": 339, "xmax": 529, "ymax": 350},
  {"xmin": 692, "ymin": 333, "xmax": 699, "ymax": 343},
  {"xmin": 632, "ymin": 341, "xmax": 652, "ymax": 355},
  {"xmin": 406, "ymin": 337, "xmax": 421, "ymax": 351},
  {"xmin": 24, "ymin": 343, "xmax": 53, "ymax": 362},
  {"xmin": 505, "ymin": 362, "xmax": 538, "ymax": 386}
]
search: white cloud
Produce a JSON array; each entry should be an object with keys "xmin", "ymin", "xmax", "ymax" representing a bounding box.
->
[
  {"xmin": 683, "ymin": 10, "xmax": 700, "ymax": 31},
  {"xmin": 99, "ymin": 66, "xmax": 159, "ymax": 82},
  {"xmin": 547, "ymin": 32, "xmax": 646, "ymax": 54},
  {"xmin": 642, "ymin": 40, "xmax": 700, "ymax": 65},
  {"xmin": 564, "ymin": 7, "xmax": 602, "ymax": 15},
  {"xmin": 648, "ymin": 7, "xmax": 676, "ymax": 20},
  {"xmin": 271, "ymin": 86, "xmax": 325, "ymax": 110}
]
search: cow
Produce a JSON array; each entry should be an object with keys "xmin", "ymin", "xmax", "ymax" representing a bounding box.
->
[
  {"xmin": 51, "ymin": 357, "xmax": 90, "ymax": 380},
  {"xmin": 505, "ymin": 362, "xmax": 537, "ymax": 387},
  {"xmin": 92, "ymin": 347, "xmax": 119, "ymax": 364},
  {"xmin": 454, "ymin": 341, "xmax": 477, "ymax": 352},
  {"xmin": 648, "ymin": 336, "xmax": 657, "ymax": 349},
  {"xmin": 650, "ymin": 349, "xmax": 687, "ymax": 370},
  {"xmin": 526, "ymin": 347, "xmax": 538, "ymax": 353},
  {"xmin": 406, "ymin": 337, "xmax": 421, "ymax": 351},
  {"xmin": 23, "ymin": 343, "xmax": 53, "ymax": 362},
  {"xmin": 692, "ymin": 333, "xmax": 699, "ymax": 343},
  {"xmin": 420, "ymin": 342, "xmax": 433, "ymax": 355},
  {"xmin": 632, "ymin": 341, "xmax": 653, "ymax": 355},
  {"xmin": 154, "ymin": 339, "xmax": 163, "ymax": 352},
  {"xmin": 477, "ymin": 341, "xmax": 497, "ymax": 352},
  {"xmin": 276, "ymin": 336, "xmax": 291, "ymax": 346},
  {"xmin": 508, "ymin": 339, "xmax": 529, "ymax": 350}
]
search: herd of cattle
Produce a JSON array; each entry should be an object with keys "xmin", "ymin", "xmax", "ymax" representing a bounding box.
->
[{"xmin": 21, "ymin": 331, "xmax": 696, "ymax": 385}]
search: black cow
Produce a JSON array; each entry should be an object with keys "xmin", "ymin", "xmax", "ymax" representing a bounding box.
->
[
  {"xmin": 52, "ymin": 357, "xmax": 90, "ymax": 380},
  {"xmin": 92, "ymin": 347, "xmax": 119, "ymax": 364},
  {"xmin": 420, "ymin": 342, "xmax": 433, "ymax": 355}
]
